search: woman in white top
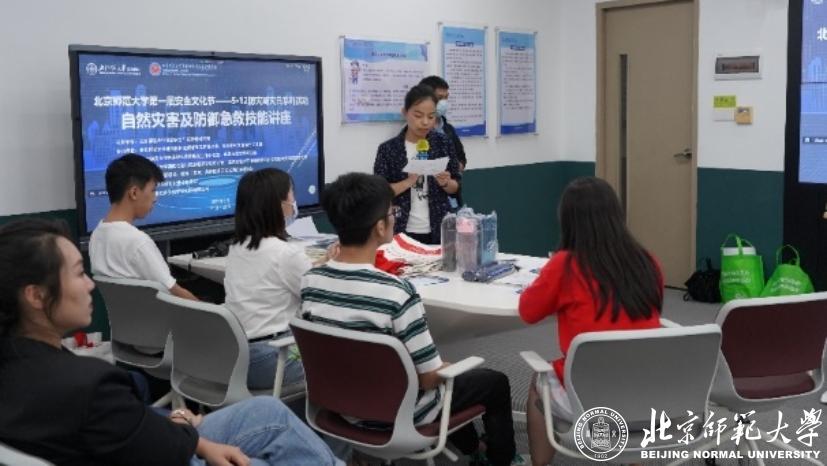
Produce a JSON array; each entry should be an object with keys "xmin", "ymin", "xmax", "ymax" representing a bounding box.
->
[{"xmin": 224, "ymin": 168, "xmax": 329, "ymax": 390}]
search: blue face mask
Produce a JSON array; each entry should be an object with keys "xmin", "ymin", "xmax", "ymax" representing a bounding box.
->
[
  {"xmin": 436, "ymin": 99, "xmax": 449, "ymax": 118},
  {"xmin": 285, "ymin": 200, "xmax": 298, "ymax": 226}
]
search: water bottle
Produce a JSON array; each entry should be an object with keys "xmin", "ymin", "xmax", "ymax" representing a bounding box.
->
[
  {"xmin": 441, "ymin": 214, "xmax": 457, "ymax": 272},
  {"xmin": 480, "ymin": 211, "xmax": 498, "ymax": 266},
  {"xmin": 456, "ymin": 213, "xmax": 480, "ymax": 274}
]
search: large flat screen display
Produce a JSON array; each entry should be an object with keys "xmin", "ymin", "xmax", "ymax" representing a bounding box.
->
[
  {"xmin": 799, "ymin": 1, "xmax": 827, "ymax": 183},
  {"xmin": 69, "ymin": 46, "xmax": 324, "ymax": 239}
]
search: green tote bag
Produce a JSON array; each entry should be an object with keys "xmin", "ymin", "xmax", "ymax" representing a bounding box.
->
[
  {"xmin": 760, "ymin": 245, "xmax": 814, "ymax": 297},
  {"xmin": 719, "ymin": 234, "xmax": 765, "ymax": 302}
]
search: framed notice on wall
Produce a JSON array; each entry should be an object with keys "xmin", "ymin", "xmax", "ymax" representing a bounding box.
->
[
  {"xmin": 497, "ymin": 29, "xmax": 537, "ymax": 136},
  {"xmin": 440, "ymin": 23, "xmax": 487, "ymax": 137},
  {"xmin": 340, "ymin": 36, "xmax": 429, "ymax": 123}
]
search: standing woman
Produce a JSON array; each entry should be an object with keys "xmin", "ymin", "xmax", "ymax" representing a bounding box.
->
[{"xmin": 373, "ymin": 84, "xmax": 461, "ymax": 245}]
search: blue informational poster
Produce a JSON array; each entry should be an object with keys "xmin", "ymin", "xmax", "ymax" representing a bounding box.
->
[
  {"xmin": 341, "ymin": 37, "xmax": 429, "ymax": 123},
  {"xmin": 441, "ymin": 25, "xmax": 487, "ymax": 137},
  {"xmin": 75, "ymin": 52, "xmax": 321, "ymax": 235},
  {"xmin": 800, "ymin": 1, "xmax": 827, "ymax": 183},
  {"xmin": 497, "ymin": 30, "xmax": 537, "ymax": 136}
]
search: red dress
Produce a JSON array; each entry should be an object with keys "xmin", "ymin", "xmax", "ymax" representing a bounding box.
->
[{"xmin": 518, "ymin": 250, "xmax": 662, "ymax": 384}]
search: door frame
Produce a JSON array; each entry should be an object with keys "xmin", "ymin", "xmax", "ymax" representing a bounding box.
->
[{"xmin": 595, "ymin": 0, "xmax": 699, "ymax": 277}]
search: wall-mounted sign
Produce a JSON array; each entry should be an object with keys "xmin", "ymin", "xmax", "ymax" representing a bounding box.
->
[{"xmin": 714, "ymin": 55, "xmax": 761, "ymax": 80}]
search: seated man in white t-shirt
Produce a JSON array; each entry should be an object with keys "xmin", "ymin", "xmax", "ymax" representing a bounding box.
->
[{"xmin": 89, "ymin": 153, "xmax": 198, "ymax": 301}]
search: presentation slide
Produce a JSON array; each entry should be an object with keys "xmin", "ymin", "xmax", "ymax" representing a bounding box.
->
[
  {"xmin": 799, "ymin": 1, "xmax": 827, "ymax": 183},
  {"xmin": 75, "ymin": 50, "xmax": 321, "ymax": 235}
]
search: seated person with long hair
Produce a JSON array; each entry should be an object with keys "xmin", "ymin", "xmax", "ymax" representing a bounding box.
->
[
  {"xmin": 0, "ymin": 218, "xmax": 342, "ymax": 466},
  {"xmin": 518, "ymin": 177, "xmax": 663, "ymax": 466},
  {"xmin": 224, "ymin": 168, "xmax": 336, "ymax": 391}
]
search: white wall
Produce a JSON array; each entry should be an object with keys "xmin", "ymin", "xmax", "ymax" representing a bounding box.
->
[
  {"xmin": 696, "ymin": 0, "xmax": 788, "ymax": 171},
  {"xmin": 0, "ymin": 0, "xmax": 564, "ymax": 216},
  {"xmin": 4, "ymin": 0, "xmax": 788, "ymax": 216},
  {"xmin": 558, "ymin": 0, "xmax": 789, "ymax": 171}
]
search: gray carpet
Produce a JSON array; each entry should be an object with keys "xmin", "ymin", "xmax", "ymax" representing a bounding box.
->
[{"xmin": 389, "ymin": 289, "xmax": 825, "ymax": 465}]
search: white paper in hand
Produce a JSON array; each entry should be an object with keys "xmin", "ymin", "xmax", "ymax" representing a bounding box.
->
[
  {"xmin": 286, "ymin": 216, "xmax": 319, "ymax": 238},
  {"xmin": 403, "ymin": 158, "xmax": 449, "ymax": 176}
]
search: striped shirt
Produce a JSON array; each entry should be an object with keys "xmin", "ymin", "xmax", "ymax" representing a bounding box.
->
[{"xmin": 300, "ymin": 260, "xmax": 444, "ymax": 426}]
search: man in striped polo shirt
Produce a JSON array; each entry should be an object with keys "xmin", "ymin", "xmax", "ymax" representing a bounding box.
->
[{"xmin": 300, "ymin": 173, "xmax": 516, "ymax": 466}]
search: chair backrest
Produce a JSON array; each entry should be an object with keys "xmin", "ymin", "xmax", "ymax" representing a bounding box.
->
[
  {"xmin": 0, "ymin": 442, "xmax": 53, "ymax": 466},
  {"xmin": 290, "ymin": 317, "xmax": 417, "ymax": 424},
  {"xmin": 716, "ymin": 293, "xmax": 827, "ymax": 378},
  {"xmin": 564, "ymin": 324, "xmax": 721, "ymax": 430},
  {"xmin": 154, "ymin": 292, "xmax": 252, "ymax": 407},
  {"xmin": 93, "ymin": 276, "xmax": 171, "ymax": 360}
]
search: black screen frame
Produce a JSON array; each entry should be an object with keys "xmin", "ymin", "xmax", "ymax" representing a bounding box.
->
[
  {"xmin": 783, "ymin": 0, "xmax": 827, "ymax": 290},
  {"xmin": 784, "ymin": 0, "xmax": 803, "ymax": 192},
  {"xmin": 68, "ymin": 44, "xmax": 325, "ymax": 243}
]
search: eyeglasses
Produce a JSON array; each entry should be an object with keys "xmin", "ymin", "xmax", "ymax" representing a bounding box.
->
[
  {"xmin": 337, "ymin": 206, "xmax": 403, "ymax": 232},
  {"xmin": 388, "ymin": 205, "xmax": 402, "ymax": 220}
]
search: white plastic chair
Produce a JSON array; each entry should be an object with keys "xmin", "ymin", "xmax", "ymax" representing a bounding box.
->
[
  {"xmin": 521, "ymin": 324, "xmax": 722, "ymax": 465},
  {"xmin": 154, "ymin": 292, "xmax": 302, "ymax": 408},
  {"xmin": 93, "ymin": 275, "xmax": 182, "ymax": 408},
  {"xmin": 0, "ymin": 442, "xmax": 53, "ymax": 466}
]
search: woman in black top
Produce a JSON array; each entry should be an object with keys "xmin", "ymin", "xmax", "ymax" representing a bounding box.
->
[
  {"xmin": 373, "ymin": 84, "xmax": 462, "ymax": 245},
  {"xmin": 0, "ymin": 218, "xmax": 341, "ymax": 466}
]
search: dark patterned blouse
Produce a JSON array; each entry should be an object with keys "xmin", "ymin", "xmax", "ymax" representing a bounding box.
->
[{"xmin": 373, "ymin": 128, "xmax": 461, "ymax": 243}]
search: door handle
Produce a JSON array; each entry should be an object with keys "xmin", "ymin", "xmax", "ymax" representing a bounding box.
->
[{"xmin": 673, "ymin": 148, "xmax": 692, "ymax": 160}]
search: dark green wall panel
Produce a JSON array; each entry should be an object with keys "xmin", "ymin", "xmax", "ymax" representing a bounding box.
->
[
  {"xmin": 461, "ymin": 161, "xmax": 595, "ymax": 257},
  {"xmin": 696, "ymin": 168, "xmax": 784, "ymax": 276}
]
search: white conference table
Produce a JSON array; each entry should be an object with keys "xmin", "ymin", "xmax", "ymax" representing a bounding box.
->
[{"xmin": 168, "ymin": 250, "xmax": 548, "ymax": 345}]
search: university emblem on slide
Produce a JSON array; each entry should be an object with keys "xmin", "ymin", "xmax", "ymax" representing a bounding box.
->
[
  {"xmin": 149, "ymin": 62, "xmax": 162, "ymax": 76},
  {"xmin": 574, "ymin": 407, "xmax": 629, "ymax": 461}
]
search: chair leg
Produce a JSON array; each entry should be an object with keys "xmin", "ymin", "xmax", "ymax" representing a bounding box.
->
[
  {"xmin": 765, "ymin": 438, "xmax": 824, "ymax": 466},
  {"xmin": 272, "ymin": 347, "xmax": 288, "ymax": 398},
  {"xmin": 667, "ymin": 453, "xmax": 703, "ymax": 466},
  {"xmin": 743, "ymin": 439, "xmax": 765, "ymax": 466},
  {"xmin": 150, "ymin": 391, "xmax": 174, "ymax": 408},
  {"xmin": 171, "ymin": 392, "xmax": 186, "ymax": 410},
  {"xmin": 666, "ymin": 439, "xmax": 718, "ymax": 466},
  {"xmin": 149, "ymin": 392, "xmax": 169, "ymax": 408},
  {"xmin": 151, "ymin": 390, "xmax": 187, "ymax": 410},
  {"xmin": 442, "ymin": 445, "xmax": 459, "ymax": 462}
]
